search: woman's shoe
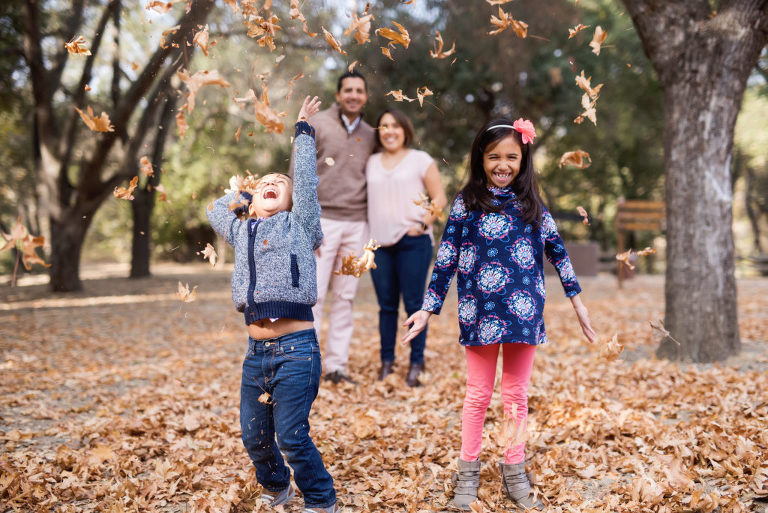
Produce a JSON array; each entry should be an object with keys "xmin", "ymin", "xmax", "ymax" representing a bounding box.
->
[
  {"xmin": 452, "ymin": 458, "xmax": 481, "ymax": 510},
  {"xmin": 261, "ymin": 484, "xmax": 295, "ymax": 508},
  {"xmin": 405, "ymin": 363, "xmax": 424, "ymax": 387},
  {"xmin": 378, "ymin": 360, "xmax": 395, "ymax": 380},
  {"xmin": 499, "ymin": 462, "xmax": 544, "ymax": 510}
]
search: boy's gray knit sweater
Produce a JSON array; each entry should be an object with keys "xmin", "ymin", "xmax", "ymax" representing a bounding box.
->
[{"xmin": 207, "ymin": 122, "xmax": 323, "ymax": 324}]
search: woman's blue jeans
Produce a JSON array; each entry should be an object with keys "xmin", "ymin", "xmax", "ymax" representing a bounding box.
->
[
  {"xmin": 370, "ymin": 234, "xmax": 433, "ymax": 365},
  {"xmin": 240, "ymin": 329, "xmax": 336, "ymax": 509}
]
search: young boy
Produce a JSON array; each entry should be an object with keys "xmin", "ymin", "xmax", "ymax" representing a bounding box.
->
[{"xmin": 207, "ymin": 97, "xmax": 338, "ymax": 513}]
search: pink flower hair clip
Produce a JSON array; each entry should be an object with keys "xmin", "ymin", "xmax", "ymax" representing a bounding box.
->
[{"xmin": 512, "ymin": 118, "xmax": 536, "ymax": 145}]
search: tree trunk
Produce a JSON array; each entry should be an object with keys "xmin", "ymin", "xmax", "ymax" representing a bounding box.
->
[
  {"xmin": 49, "ymin": 212, "xmax": 92, "ymax": 292},
  {"xmin": 621, "ymin": 0, "xmax": 768, "ymax": 361}
]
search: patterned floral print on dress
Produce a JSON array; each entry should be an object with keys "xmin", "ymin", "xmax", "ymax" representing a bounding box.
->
[
  {"xmin": 434, "ymin": 241, "xmax": 458, "ymax": 269},
  {"xmin": 555, "ymin": 258, "xmax": 576, "ymax": 283},
  {"xmin": 458, "ymin": 243, "xmax": 478, "ymax": 275},
  {"xmin": 509, "ymin": 236, "xmax": 536, "ymax": 270},
  {"xmin": 535, "ymin": 273, "xmax": 546, "ymax": 298},
  {"xmin": 504, "ymin": 289, "xmax": 537, "ymax": 322},
  {"xmin": 449, "ymin": 195, "xmax": 468, "ymax": 220},
  {"xmin": 478, "ymin": 314, "xmax": 507, "ymax": 345},
  {"xmin": 423, "ymin": 289, "xmax": 441, "ymax": 311},
  {"xmin": 458, "ymin": 295, "xmax": 477, "ymax": 326},
  {"xmin": 540, "ymin": 211, "xmax": 558, "ymax": 241},
  {"xmin": 477, "ymin": 261, "xmax": 510, "ymax": 295},
  {"xmin": 478, "ymin": 212, "xmax": 513, "ymax": 242}
]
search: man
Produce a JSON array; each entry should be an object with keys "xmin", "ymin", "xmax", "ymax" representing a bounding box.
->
[{"xmin": 310, "ymin": 70, "xmax": 377, "ymax": 384}]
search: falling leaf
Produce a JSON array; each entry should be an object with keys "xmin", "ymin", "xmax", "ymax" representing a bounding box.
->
[
  {"xmin": 600, "ymin": 333, "xmax": 623, "ymax": 360},
  {"xmin": 0, "ymin": 217, "xmax": 29, "ymax": 253},
  {"xmin": 381, "ymin": 46, "xmax": 394, "ymax": 61},
  {"xmin": 495, "ymin": 405, "xmax": 527, "ymax": 452},
  {"xmin": 589, "ymin": 26, "xmax": 607, "ymax": 55},
  {"xmin": 412, "ymin": 192, "xmax": 446, "ymax": 221},
  {"xmin": 176, "ymin": 109, "xmax": 188, "ymax": 138},
  {"xmin": 558, "ymin": 150, "xmax": 592, "ymax": 169},
  {"xmin": 290, "ymin": 0, "xmax": 317, "ymax": 37},
  {"xmin": 197, "ymin": 243, "xmax": 217, "ymax": 267},
  {"xmin": 161, "ymin": 25, "xmax": 180, "ymax": 49},
  {"xmin": 244, "ymin": 14, "xmax": 282, "ymax": 51},
  {"xmin": 139, "ymin": 156, "xmax": 154, "ymax": 177},
  {"xmin": 324, "ymin": 157, "xmax": 335, "ymax": 166},
  {"xmin": 234, "ymin": 125, "xmax": 242, "ymax": 142},
  {"xmin": 235, "ymin": 85, "xmax": 286, "ymax": 134},
  {"xmin": 486, "ymin": 0, "xmax": 514, "ymax": 4},
  {"xmin": 429, "ymin": 31, "xmax": 456, "ymax": 59},
  {"xmin": 258, "ymin": 392, "xmax": 271, "ymax": 404},
  {"xmin": 334, "ymin": 239, "xmax": 380, "ymax": 278},
  {"xmin": 348, "ymin": 60, "xmax": 358, "ymax": 72},
  {"xmin": 113, "ymin": 176, "xmax": 139, "ymax": 201},
  {"xmin": 575, "ymin": 92, "xmax": 598, "ymax": 126},
  {"xmin": 649, "ymin": 319, "xmax": 681, "ymax": 346},
  {"xmin": 615, "ymin": 249, "xmax": 634, "ymax": 270},
  {"xmin": 193, "ymin": 25, "xmax": 210, "ymax": 56},
  {"xmin": 153, "ymin": 183, "xmax": 170, "ymax": 203},
  {"xmin": 344, "ymin": 12, "xmax": 374, "ymax": 45},
  {"xmin": 416, "ymin": 86, "xmax": 433, "ymax": 107},
  {"xmin": 84, "ymin": 84, "xmax": 91, "ymax": 91},
  {"xmin": 177, "ymin": 69, "xmax": 231, "ymax": 115},
  {"xmin": 0, "ymin": 217, "xmax": 50, "ymax": 271},
  {"xmin": 322, "ymin": 27, "xmax": 347, "ymax": 55},
  {"xmin": 568, "ymin": 23, "xmax": 590, "ymax": 39},
  {"xmin": 285, "ymin": 72, "xmax": 304, "ymax": 101},
  {"xmin": 386, "ymin": 90, "xmax": 414, "ymax": 102},
  {"xmin": 376, "ymin": 21, "xmax": 411, "ymax": 48},
  {"xmin": 489, "ymin": 7, "xmax": 528, "ymax": 38},
  {"xmin": 636, "ymin": 246, "xmax": 656, "ymax": 256},
  {"xmin": 177, "ymin": 281, "xmax": 197, "ymax": 302},
  {"xmin": 575, "ymin": 70, "xmax": 603, "ymax": 99},
  {"xmin": 74, "ymin": 106, "xmax": 115, "ymax": 133},
  {"xmin": 64, "ymin": 35, "xmax": 91, "ymax": 55},
  {"xmin": 576, "ymin": 206, "xmax": 590, "ymax": 225}
]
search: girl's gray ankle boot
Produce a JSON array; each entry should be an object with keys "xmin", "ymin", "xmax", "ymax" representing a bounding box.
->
[
  {"xmin": 499, "ymin": 462, "xmax": 544, "ymax": 510},
  {"xmin": 452, "ymin": 458, "xmax": 482, "ymax": 510}
]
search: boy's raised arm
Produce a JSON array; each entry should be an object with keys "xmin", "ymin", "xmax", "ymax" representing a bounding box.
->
[{"xmin": 291, "ymin": 96, "xmax": 322, "ymax": 237}]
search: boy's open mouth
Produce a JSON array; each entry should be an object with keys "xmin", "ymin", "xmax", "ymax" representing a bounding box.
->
[{"xmin": 263, "ymin": 189, "xmax": 278, "ymax": 200}]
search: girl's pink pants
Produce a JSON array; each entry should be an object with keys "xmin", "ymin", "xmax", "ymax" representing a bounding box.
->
[{"xmin": 460, "ymin": 343, "xmax": 536, "ymax": 465}]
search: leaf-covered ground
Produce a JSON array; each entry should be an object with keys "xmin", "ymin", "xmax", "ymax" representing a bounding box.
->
[{"xmin": 1, "ymin": 263, "xmax": 767, "ymax": 512}]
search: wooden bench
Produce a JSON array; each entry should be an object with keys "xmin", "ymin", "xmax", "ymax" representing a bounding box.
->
[{"xmin": 616, "ymin": 199, "xmax": 665, "ymax": 287}]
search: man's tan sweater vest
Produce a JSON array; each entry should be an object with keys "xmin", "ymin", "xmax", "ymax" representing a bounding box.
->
[{"xmin": 311, "ymin": 104, "xmax": 376, "ymax": 221}]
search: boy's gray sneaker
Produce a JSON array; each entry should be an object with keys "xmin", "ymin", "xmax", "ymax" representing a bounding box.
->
[
  {"xmin": 262, "ymin": 484, "xmax": 295, "ymax": 508},
  {"xmin": 303, "ymin": 504, "xmax": 338, "ymax": 513}
]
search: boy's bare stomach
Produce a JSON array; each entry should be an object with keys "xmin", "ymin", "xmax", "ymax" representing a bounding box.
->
[{"xmin": 247, "ymin": 318, "xmax": 314, "ymax": 340}]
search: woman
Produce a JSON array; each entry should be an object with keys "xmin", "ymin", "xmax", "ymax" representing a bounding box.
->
[{"xmin": 366, "ymin": 109, "xmax": 447, "ymax": 386}]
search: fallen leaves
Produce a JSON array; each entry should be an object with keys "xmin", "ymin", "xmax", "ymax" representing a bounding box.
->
[
  {"xmin": 488, "ymin": 7, "xmax": 528, "ymax": 38},
  {"xmin": 74, "ymin": 106, "xmax": 114, "ymax": 133},
  {"xmin": 113, "ymin": 176, "xmax": 139, "ymax": 201},
  {"xmin": 334, "ymin": 239, "xmax": 380, "ymax": 278},
  {"xmin": 64, "ymin": 35, "xmax": 91, "ymax": 55},
  {"xmin": 558, "ymin": 150, "xmax": 592, "ymax": 169}
]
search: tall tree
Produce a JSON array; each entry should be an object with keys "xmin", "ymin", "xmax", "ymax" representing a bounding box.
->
[
  {"xmin": 22, "ymin": 0, "xmax": 215, "ymax": 291},
  {"xmin": 621, "ymin": 0, "xmax": 768, "ymax": 361}
]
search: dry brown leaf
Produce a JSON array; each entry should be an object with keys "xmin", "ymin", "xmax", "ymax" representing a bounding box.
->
[
  {"xmin": 74, "ymin": 106, "xmax": 114, "ymax": 133},
  {"xmin": 234, "ymin": 125, "xmax": 242, "ymax": 142},
  {"xmin": 489, "ymin": 7, "xmax": 528, "ymax": 38},
  {"xmin": 88, "ymin": 444, "xmax": 116, "ymax": 465},
  {"xmin": 649, "ymin": 319, "xmax": 681, "ymax": 346},
  {"xmin": 64, "ymin": 35, "xmax": 91, "ymax": 55},
  {"xmin": 381, "ymin": 46, "xmax": 394, "ymax": 61},
  {"xmin": 348, "ymin": 60, "xmax": 359, "ymax": 73},
  {"xmin": 590, "ymin": 26, "xmax": 607, "ymax": 55},
  {"xmin": 177, "ymin": 281, "xmax": 197, "ymax": 302},
  {"xmin": 416, "ymin": 86, "xmax": 433, "ymax": 107},
  {"xmin": 176, "ymin": 109, "xmax": 188, "ymax": 138},
  {"xmin": 193, "ymin": 25, "xmax": 210, "ymax": 56},
  {"xmin": 568, "ymin": 23, "xmax": 590, "ymax": 39},
  {"xmin": 257, "ymin": 392, "xmax": 271, "ymax": 404},
  {"xmin": 177, "ymin": 69, "xmax": 231, "ymax": 115},
  {"xmin": 154, "ymin": 183, "xmax": 170, "ymax": 203},
  {"xmin": 197, "ymin": 244, "xmax": 217, "ymax": 269},
  {"xmin": 244, "ymin": 14, "xmax": 282, "ymax": 51},
  {"xmin": 344, "ymin": 12, "xmax": 374, "ymax": 45},
  {"xmin": 636, "ymin": 246, "xmax": 656, "ymax": 256},
  {"xmin": 412, "ymin": 192, "xmax": 445, "ymax": 221},
  {"xmin": 615, "ymin": 249, "xmax": 634, "ymax": 270},
  {"xmin": 161, "ymin": 25, "xmax": 180, "ymax": 49},
  {"xmin": 486, "ymin": 0, "xmax": 513, "ymax": 4},
  {"xmin": 600, "ymin": 333, "xmax": 624, "ymax": 360},
  {"xmin": 386, "ymin": 89, "xmax": 414, "ymax": 102},
  {"xmin": 290, "ymin": 0, "xmax": 317, "ymax": 37},
  {"xmin": 139, "ymin": 156, "xmax": 154, "ymax": 177},
  {"xmin": 376, "ymin": 21, "xmax": 411, "ymax": 49},
  {"xmin": 575, "ymin": 70, "xmax": 603, "ymax": 99},
  {"xmin": 558, "ymin": 150, "xmax": 592, "ymax": 169},
  {"xmin": 576, "ymin": 206, "xmax": 589, "ymax": 225},
  {"xmin": 114, "ymin": 176, "xmax": 139, "ymax": 201},
  {"xmin": 429, "ymin": 31, "xmax": 456, "ymax": 59},
  {"xmin": 334, "ymin": 239, "xmax": 380, "ymax": 278},
  {"xmin": 1, "ymin": 217, "xmax": 50, "ymax": 271},
  {"xmin": 322, "ymin": 27, "xmax": 347, "ymax": 55}
]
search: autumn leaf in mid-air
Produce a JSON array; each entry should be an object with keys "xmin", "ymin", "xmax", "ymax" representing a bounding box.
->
[
  {"xmin": 176, "ymin": 110, "xmax": 188, "ymax": 138},
  {"xmin": 153, "ymin": 184, "xmax": 170, "ymax": 203},
  {"xmin": 575, "ymin": 93, "xmax": 598, "ymax": 125},
  {"xmin": 245, "ymin": 14, "xmax": 282, "ymax": 51},
  {"xmin": 197, "ymin": 243, "xmax": 217, "ymax": 267},
  {"xmin": 376, "ymin": 21, "xmax": 411, "ymax": 48},
  {"xmin": 589, "ymin": 26, "xmax": 607, "ymax": 55},
  {"xmin": 429, "ymin": 31, "xmax": 456, "ymax": 59},
  {"xmin": 558, "ymin": 150, "xmax": 592, "ymax": 169},
  {"xmin": 145, "ymin": 0, "xmax": 183, "ymax": 14},
  {"xmin": 290, "ymin": 0, "xmax": 317, "ymax": 37},
  {"xmin": 334, "ymin": 240, "xmax": 380, "ymax": 278},
  {"xmin": 285, "ymin": 72, "xmax": 304, "ymax": 101},
  {"xmin": 0, "ymin": 217, "xmax": 50, "ymax": 270},
  {"xmin": 75, "ymin": 106, "xmax": 115, "ymax": 133},
  {"xmin": 193, "ymin": 25, "xmax": 211, "ymax": 56},
  {"xmin": 177, "ymin": 281, "xmax": 197, "ymax": 303},
  {"xmin": 177, "ymin": 69, "xmax": 231, "ymax": 115},
  {"xmin": 489, "ymin": 7, "xmax": 528, "ymax": 38},
  {"xmin": 615, "ymin": 249, "xmax": 634, "ymax": 270},
  {"xmin": 344, "ymin": 11, "xmax": 374, "ymax": 45},
  {"xmin": 114, "ymin": 176, "xmax": 139, "ymax": 201},
  {"xmin": 386, "ymin": 90, "xmax": 414, "ymax": 102},
  {"xmin": 381, "ymin": 47, "xmax": 395, "ymax": 61},
  {"xmin": 348, "ymin": 61, "xmax": 359, "ymax": 73},
  {"xmin": 600, "ymin": 333, "xmax": 624, "ymax": 360},
  {"xmin": 649, "ymin": 319, "xmax": 681, "ymax": 345},
  {"xmin": 65, "ymin": 35, "xmax": 91, "ymax": 55},
  {"xmin": 139, "ymin": 156, "xmax": 154, "ymax": 177},
  {"xmin": 486, "ymin": 0, "xmax": 514, "ymax": 4},
  {"xmin": 416, "ymin": 86, "xmax": 433, "ymax": 107},
  {"xmin": 576, "ymin": 206, "xmax": 590, "ymax": 225},
  {"xmin": 235, "ymin": 85, "xmax": 286, "ymax": 134},
  {"xmin": 575, "ymin": 70, "xmax": 603, "ymax": 99},
  {"xmin": 495, "ymin": 405, "xmax": 527, "ymax": 452},
  {"xmin": 636, "ymin": 246, "xmax": 656, "ymax": 256},
  {"xmin": 322, "ymin": 27, "xmax": 347, "ymax": 55},
  {"xmin": 568, "ymin": 23, "xmax": 590, "ymax": 39},
  {"xmin": 412, "ymin": 192, "xmax": 446, "ymax": 221},
  {"xmin": 257, "ymin": 392, "xmax": 271, "ymax": 404}
]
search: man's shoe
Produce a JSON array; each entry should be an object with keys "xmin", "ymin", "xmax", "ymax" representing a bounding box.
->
[
  {"xmin": 324, "ymin": 370, "xmax": 357, "ymax": 385},
  {"xmin": 261, "ymin": 484, "xmax": 295, "ymax": 508},
  {"xmin": 405, "ymin": 363, "xmax": 424, "ymax": 387},
  {"xmin": 378, "ymin": 360, "xmax": 395, "ymax": 380}
]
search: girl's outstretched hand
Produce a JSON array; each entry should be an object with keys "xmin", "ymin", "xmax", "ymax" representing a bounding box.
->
[
  {"xmin": 401, "ymin": 310, "xmax": 432, "ymax": 345},
  {"xmin": 297, "ymin": 95, "xmax": 321, "ymax": 123},
  {"xmin": 570, "ymin": 294, "xmax": 597, "ymax": 343}
]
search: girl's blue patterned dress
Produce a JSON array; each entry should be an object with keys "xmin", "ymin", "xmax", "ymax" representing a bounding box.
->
[{"xmin": 421, "ymin": 187, "xmax": 581, "ymax": 346}]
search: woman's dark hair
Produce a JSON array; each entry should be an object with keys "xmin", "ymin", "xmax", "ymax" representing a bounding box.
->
[
  {"xmin": 461, "ymin": 118, "xmax": 543, "ymax": 226},
  {"xmin": 336, "ymin": 70, "xmax": 367, "ymax": 92},
  {"xmin": 374, "ymin": 109, "xmax": 415, "ymax": 150}
]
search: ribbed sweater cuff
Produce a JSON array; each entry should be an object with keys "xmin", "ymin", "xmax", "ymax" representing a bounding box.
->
[
  {"xmin": 295, "ymin": 121, "xmax": 315, "ymax": 139},
  {"xmin": 244, "ymin": 301, "xmax": 314, "ymax": 324}
]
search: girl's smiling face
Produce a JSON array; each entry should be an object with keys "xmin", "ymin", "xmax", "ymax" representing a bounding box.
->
[{"xmin": 483, "ymin": 134, "xmax": 522, "ymax": 188}]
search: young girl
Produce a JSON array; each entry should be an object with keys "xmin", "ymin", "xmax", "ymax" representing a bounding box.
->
[
  {"xmin": 402, "ymin": 118, "xmax": 597, "ymax": 510},
  {"xmin": 207, "ymin": 96, "xmax": 340, "ymax": 513}
]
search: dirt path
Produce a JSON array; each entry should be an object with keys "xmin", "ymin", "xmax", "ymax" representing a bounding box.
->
[{"xmin": 1, "ymin": 264, "xmax": 767, "ymax": 512}]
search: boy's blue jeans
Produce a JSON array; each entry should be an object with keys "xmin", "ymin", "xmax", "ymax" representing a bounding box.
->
[
  {"xmin": 370, "ymin": 234, "xmax": 433, "ymax": 365},
  {"xmin": 240, "ymin": 328, "xmax": 336, "ymax": 509}
]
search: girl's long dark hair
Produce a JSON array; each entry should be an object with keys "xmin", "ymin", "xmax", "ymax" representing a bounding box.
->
[{"xmin": 460, "ymin": 118, "xmax": 544, "ymax": 226}]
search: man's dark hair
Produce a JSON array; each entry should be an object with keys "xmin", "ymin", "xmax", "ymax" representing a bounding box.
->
[{"xmin": 336, "ymin": 70, "xmax": 367, "ymax": 92}]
